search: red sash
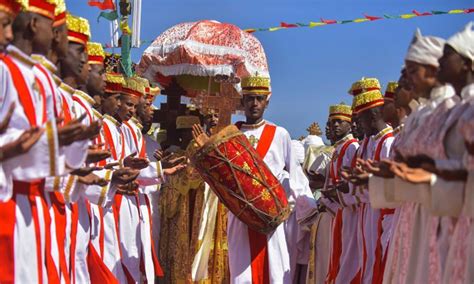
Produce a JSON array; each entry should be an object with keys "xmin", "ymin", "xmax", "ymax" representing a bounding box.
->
[
  {"xmin": 237, "ymin": 123, "xmax": 276, "ymax": 284},
  {"xmin": 102, "ymin": 122, "xmax": 125, "ymax": 161},
  {"xmin": 329, "ymin": 138, "xmax": 357, "ymax": 185},
  {"xmin": 3, "ymin": 55, "xmax": 39, "ymax": 126},
  {"xmin": 123, "ymin": 121, "xmax": 146, "ymax": 158},
  {"xmin": 59, "ymin": 92, "xmax": 73, "ymax": 124},
  {"xmin": 73, "ymin": 95, "xmax": 93, "ymax": 124}
]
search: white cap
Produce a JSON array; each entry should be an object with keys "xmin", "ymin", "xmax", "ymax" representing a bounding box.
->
[
  {"xmin": 303, "ymin": 135, "xmax": 324, "ymax": 149},
  {"xmin": 405, "ymin": 28, "xmax": 445, "ymax": 67},
  {"xmin": 447, "ymin": 22, "xmax": 474, "ymax": 62}
]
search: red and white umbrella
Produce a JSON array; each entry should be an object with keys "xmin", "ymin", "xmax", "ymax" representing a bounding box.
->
[{"xmin": 136, "ymin": 20, "xmax": 269, "ymax": 94}]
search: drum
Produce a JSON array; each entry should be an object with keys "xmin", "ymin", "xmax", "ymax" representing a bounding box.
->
[{"xmin": 191, "ymin": 125, "xmax": 290, "ymax": 234}]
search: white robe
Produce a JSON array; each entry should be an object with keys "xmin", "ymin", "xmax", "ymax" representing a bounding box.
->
[{"xmin": 228, "ymin": 120, "xmax": 316, "ymax": 283}]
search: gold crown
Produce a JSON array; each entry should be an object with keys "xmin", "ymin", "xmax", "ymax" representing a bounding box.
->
[
  {"xmin": 329, "ymin": 103, "xmax": 352, "ymax": 121},
  {"xmin": 53, "ymin": 0, "xmax": 64, "ymax": 14},
  {"xmin": 147, "ymin": 85, "xmax": 160, "ymax": 96},
  {"xmin": 176, "ymin": 115, "xmax": 200, "ymax": 129},
  {"xmin": 87, "ymin": 42, "xmax": 105, "ymax": 64},
  {"xmin": 348, "ymin": 77, "xmax": 381, "ymax": 95},
  {"xmin": 105, "ymin": 72, "xmax": 125, "ymax": 85},
  {"xmin": 122, "ymin": 76, "xmax": 146, "ymax": 96},
  {"xmin": 306, "ymin": 122, "xmax": 322, "ymax": 136},
  {"xmin": 352, "ymin": 90, "xmax": 384, "ymax": 113},
  {"xmin": 17, "ymin": 0, "xmax": 56, "ymax": 19},
  {"xmin": 66, "ymin": 13, "xmax": 91, "ymax": 45},
  {"xmin": 0, "ymin": 0, "xmax": 21, "ymax": 15},
  {"xmin": 241, "ymin": 76, "xmax": 271, "ymax": 96},
  {"xmin": 384, "ymin": 81, "xmax": 398, "ymax": 94}
]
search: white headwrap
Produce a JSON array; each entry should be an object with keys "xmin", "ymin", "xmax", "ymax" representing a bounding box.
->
[
  {"xmin": 405, "ymin": 28, "xmax": 445, "ymax": 67},
  {"xmin": 447, "ymin": 22, "xmax": 474, "ymax": 63}
]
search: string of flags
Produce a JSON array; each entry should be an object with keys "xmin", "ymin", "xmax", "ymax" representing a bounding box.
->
[
  {"xmin": 243, "ymin": 8, "xmax": 474, "ymax": 33},
  {"xmin": 100, "ymin": 7, "xmax": 474, "ymax": 47}
]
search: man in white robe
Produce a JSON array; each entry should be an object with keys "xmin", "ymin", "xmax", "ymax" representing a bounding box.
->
[{"xmin": 227, "ymin": 75, "xmax": 316, "ymax": 283}]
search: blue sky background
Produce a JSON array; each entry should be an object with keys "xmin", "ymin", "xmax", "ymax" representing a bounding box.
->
[{"xmin": 69, "ymin": 0, "xmax": 472, "ymax": 139}]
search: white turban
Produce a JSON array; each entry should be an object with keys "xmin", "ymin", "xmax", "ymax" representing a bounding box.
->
[
  {"xmin": 405, "ymin": 28, "xmax": 445, "ymax": 67},
  {"xmin": 291, "ymin": 140, "xmax": 305, "ymax": 165},
  {"xmin": 447, "ymin": 22, "xmax": 474, "ymax": 63}
]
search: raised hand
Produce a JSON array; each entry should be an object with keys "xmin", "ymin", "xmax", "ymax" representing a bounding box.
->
[
  {"xmin": 123, "ymin": 152, "xmax": 149, "ymax": 169},
  {"xmin": 0, "ymin": 103, "xmax": 15, "ymax": 134},
  {"xmin": 153, "ymin": 149, "xmax": 164, "ymax": 161},
  {"xmin": 77, "ymin": 173, "xmax": 108, "ymax": 186},
  {"xmin": 192, "ymin": 124, "xmax": 209, "ymax": 147},
  {"xmin": 77, "ymin": 120, "xmax": 102, "ymax": 141},
  {"xmin": 112, "ymin": 167, "xmax": 140, "ymax": 184},
  {"xmin": 0, "ymin": 127, "xmax": 44, "ymax": 161}
]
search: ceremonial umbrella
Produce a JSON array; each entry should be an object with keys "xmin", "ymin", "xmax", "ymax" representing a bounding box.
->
[{"xmin": 136, "ymin": 20, "xmax": 269, "ymax": 97}]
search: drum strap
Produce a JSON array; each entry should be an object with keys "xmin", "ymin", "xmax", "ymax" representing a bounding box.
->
[{"xmin": 248, "ymin": 124, "xmax": 276, "ymax": 284}]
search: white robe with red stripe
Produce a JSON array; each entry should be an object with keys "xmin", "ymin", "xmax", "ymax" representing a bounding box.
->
[
  {"xmin": 121, "ymin": 118, "xmax": 164, "ymax": 282},
  {"xmin": 323, "ymin": 134, "xmax": 359, "ymax": 284},
  {"xmin": 0, "ymin": 46, "xmax": 63, "ymax": 284},
  {"xmin": 228, "ymin": 120, "xmax": 316, "ymax": 283}
]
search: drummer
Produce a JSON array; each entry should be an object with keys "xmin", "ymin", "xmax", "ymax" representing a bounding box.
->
[{"xmin": 230, "ymin": 75, "xmax": 317, "ymax": 283}]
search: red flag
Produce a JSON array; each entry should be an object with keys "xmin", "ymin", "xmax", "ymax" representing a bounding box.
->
[
  {"xmin": 88, "ymin": 0, "xmax": 115, "ymax": 10},
  {"xmin": 412, "ymin": 10, "xmax": 432, "ymax": 16},
  {"xmin": 321, "ymin": 18, "xmax": 337, "ymax": 24},
  {"xmin": 364, "ymin": 14, "xmax": 382, "ymax": 21},
  {"xmin": 465, "ymin": 8, "xmax": 474, "ymax": 13},
  {"xmin": 280, "ymin": 22, "xmax": 298, "ymax": 28}
]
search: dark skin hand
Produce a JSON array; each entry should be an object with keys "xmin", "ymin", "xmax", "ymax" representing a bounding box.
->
[
  {"xmin": 405, "ymin": 154, "xmax": 435, "ymax": 169},
  {"xmin": 391, "ymin": 162, "xmax": 467, "ymax": 183},
  {"xmin": 0, "ymin": 103, "xmax": 15, "ymax": 134},
  {"xmin": 57, "ymin": 114, "xmax": 87, "ymax": 146},
  {"xmin": 0, "ymin": 127, "xmax": 44, "ymax": 161},
  {"xmin": 70, "ymin": 166, "xmax": 103, "ymax": 177},
  {"xmin": 85, "ymin": 144, "xmax": 111, "ymax": 164},
  {"xmin": 340, "ymin": 165, "xmax": 370, "ymax": 186},
  {"xmin": 153, "ymin": 149, "xmax": 187, "ymax": 169},
  {"xmin": 111, "ymin": 167, "xmax": 140, "ymax": 185},
  {"xmin": 116, "ymin": 181, "xmax": 139, "ymax": 195},
  {"xmin": 192, "ymin": 124, "xmax": 210, "ymax": 147},
  {"xmin": 306, "ymin": 172, "xmax": 326, "ymax": 192},
  {"xmin": 360, "ymin": 159, "xmax": 396, "ymax": 178},
  {"xmin": 77, "ymin": 173, "xmax": 108, "ymax": 186},
  {"xmin": 75, "ymin": 120, "xmax": 102, "ymax": 142},
  {"xmin": 123, "ymin": 152, "xmax": 149, "ymax": 170}
]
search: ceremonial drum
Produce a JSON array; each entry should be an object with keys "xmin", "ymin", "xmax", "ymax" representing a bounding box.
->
[{"xmin": 191, "ymin": 125, "xmax": 290, "ymax": 234}]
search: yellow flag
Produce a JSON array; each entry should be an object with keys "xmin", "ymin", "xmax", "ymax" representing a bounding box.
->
[
  {"xmin": 309, "ymin": 22, "xmax": 326, "ymax": 28},
  {"xmin": 400, "ymin": 14, "xmax": 416, "ymax": 19}
]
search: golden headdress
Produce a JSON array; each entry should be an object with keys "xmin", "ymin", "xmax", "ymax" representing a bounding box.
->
[
  {"xmin": 352, "ymin": 90, "xmax": 384, "ymax": 114},
  {"xmin": 87, "ymin": 42, "xmax": 105, "ymax": 65},
  {"xmin": 66, "ymin": 13, "xmax": 90, "ymax": 46},
  {"xmin": 384, "ymin": 81, "xmax": 398, "ymax": 101},
  {"xmin": 105, "ymin": 72, "xmax": 125, "ymax": 93},
  {"xmin": 17, "ymin": 0, "xmax": 56, "ymax": 19},
  {"xmin": 329, "ymin": 103, "xmax": 352, "ymax": 122},
  {"xmin": 241, "ymin": 75, "xmax": 271, "ymax": 96},
  {"xmin": 52, "ymin": 0, "xmax": 65, "ymax": 26},
  {"xmin": 122, "ymin": 76, "xmax": 146, "ymax": 97},
  {"xmin": 0, "ymin": 0, "xmax": 20, "ymax": 15},
  {"xmin": 348, "ymin": 77, "xmax": 381, "ymax": 96}
]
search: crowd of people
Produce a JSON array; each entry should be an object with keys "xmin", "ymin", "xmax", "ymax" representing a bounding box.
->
[{"xmin": 0, "ymin": 0, "xmax": 473, "ymax": 283}]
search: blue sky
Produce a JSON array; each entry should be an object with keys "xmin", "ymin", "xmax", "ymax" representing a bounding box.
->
[{"xmin": 69, "ymin": 0, "xmax": 473, "ymax": 138}]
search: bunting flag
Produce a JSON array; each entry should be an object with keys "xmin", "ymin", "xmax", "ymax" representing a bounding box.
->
[
  {"xmin": 88, "ymin": 0, "xmax": 115, "ymax": 11},
  {"xmin": 243, "ymin": 8, "xmax": 474, "ymax": 33}
]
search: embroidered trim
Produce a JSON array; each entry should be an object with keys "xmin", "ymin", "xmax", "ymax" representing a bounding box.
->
[
  {"xmin": 98, "ymin": 170, "xmax": 112, "ymax": 207},
  {"xmin": 46, "ymin": 121, "xmax": 56, "ymax": 176}
]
